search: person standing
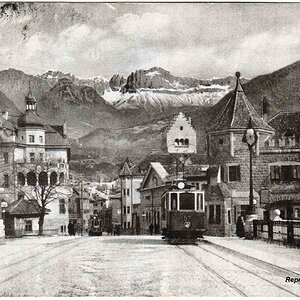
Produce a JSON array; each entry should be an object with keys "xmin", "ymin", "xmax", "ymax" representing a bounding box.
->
[
  {"xmin": 236, "ymin": 213, "xmax": 245, "ymax": 238},
  {"xmin": 149, "ymin": 223, "xmax": 154, "ymax": 235}
]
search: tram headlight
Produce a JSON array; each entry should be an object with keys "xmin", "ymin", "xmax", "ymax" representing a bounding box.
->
[{"xmin": 184, "ymin": 221, "xmax": 191, "ymax": 228}]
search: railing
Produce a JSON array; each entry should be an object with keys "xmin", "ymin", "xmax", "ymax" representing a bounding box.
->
[{"xmin": 253, "ymin": 220, "xmax": 300, "ymax": 246}]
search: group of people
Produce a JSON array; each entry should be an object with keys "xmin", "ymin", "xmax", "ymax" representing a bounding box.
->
[{"xmin": 148, "ymin": 223, "xmax": 160, "ymax": 235}]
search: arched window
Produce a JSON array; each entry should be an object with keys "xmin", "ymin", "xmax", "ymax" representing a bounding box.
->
[
  {"xmin": 27, "ymin": 171, "xmax": 37, "ymax": 186},
  {"xmin": 184, "ymin": 138, "xmax": 189, "ymax": 145},
  {"xmin": 174, "ymin": 138, "xmax": 179, "ymax": 145},
  {"xmin": 59, "ymin": 172, "xmax": 64, "ymax": 183},
  {"xmin": 179, "ymin": 138, "xmax": 184, "ymax": 145},
  {"xmin": 17, "ymin": 172, "xmax": 25, "ymax": 186},
  {"xmin": 38, "ymin": 171, "xmax": 48, "ymax": 186},
  {"xmin": 50, "ymin": 172, "xmax": 58, "ymax": 185}
]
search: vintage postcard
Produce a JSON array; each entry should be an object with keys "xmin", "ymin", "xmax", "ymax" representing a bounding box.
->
[{"xmin": 0, "ymin": 2, "xmax": 299, "ymax": 297}]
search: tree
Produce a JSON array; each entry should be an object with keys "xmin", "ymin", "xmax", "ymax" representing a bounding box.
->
[{"xmin": 13, "ymin": 161, "xmax": 71, "ymax": 236}]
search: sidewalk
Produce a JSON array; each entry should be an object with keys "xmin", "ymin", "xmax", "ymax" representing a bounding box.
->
[{"xmin": 204, "ymin": 236, "xmax": 300, "ymax": 275}]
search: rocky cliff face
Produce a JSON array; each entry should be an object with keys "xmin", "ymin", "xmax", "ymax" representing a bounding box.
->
[
  {"xmin": 0, "ymin": 69, "xmax": 51, "ymax": 110},
  {"xmin": 109, "ymin": 74, "xmax": 126, "ymax": 91},
  {"xmin": 39, "ymin": 70, "xmax": 109, "ymax": 96}
]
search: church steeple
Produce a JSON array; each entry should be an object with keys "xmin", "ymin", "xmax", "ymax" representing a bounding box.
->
[{"xmin": 25, "ymin": 84, "xmax": 37, "ymax": 111}]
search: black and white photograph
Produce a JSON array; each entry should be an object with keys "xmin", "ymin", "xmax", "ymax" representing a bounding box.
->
[{"xmin": 0, "ymin": 1, "xmax": 299, "ymax": 297}]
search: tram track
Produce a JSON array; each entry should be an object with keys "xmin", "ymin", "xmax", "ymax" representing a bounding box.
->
[
  {"xmin": 196, "ymin": 242, "xmax": 300, "ymax": 296},
  {"xmin": 176, "ymin": 245, "xmax": 247, "ymax": 296},
  {"xmin": 0, "ymin": 237, "xmax": 88, "ymax": 286},
  {"xmin": 177, "ymin": 243, "xmax": 300, "ymax": 297}
]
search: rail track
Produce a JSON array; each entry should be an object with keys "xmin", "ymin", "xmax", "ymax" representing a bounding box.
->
[
  {"xmin": 0, "ymin": 237, "xmax": 88, "ymax": 286},
  {"xmin": 177, "ymin": 243, "xmax": 300, "ymax": 297}
]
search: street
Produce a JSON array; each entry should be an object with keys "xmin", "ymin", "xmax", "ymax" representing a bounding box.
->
[{"xmin": 0, "ymin": 235, "xmax": 299, "ymax": 297}]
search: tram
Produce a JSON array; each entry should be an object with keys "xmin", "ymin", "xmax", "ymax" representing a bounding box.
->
[{"xmin": 161, "ymin": 181, "xmax": 206, "ymax": 244}]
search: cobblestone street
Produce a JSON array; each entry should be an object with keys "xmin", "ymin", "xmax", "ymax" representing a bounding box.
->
[{"xmin": 0, "ymin": 236, "xmax": 299, "ymax": 297}]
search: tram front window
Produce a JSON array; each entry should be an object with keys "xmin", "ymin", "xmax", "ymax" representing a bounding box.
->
[
  {"xmin": 170, "ymin": 193, "xmax": 178, "ymax": 210},
  {"xmin": 179, "ymin": 193, "xmax": 195, "ymax": 210}
]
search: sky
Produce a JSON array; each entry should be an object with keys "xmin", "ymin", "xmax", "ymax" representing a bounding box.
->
[{"xmin": 0, "ymin": 2, "xmax": 299, "ymax": 79}]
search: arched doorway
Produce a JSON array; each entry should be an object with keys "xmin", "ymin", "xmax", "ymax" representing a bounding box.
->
[{"xmin": 27, "ymin": 171, "xmax": 37, "ymax": 186}]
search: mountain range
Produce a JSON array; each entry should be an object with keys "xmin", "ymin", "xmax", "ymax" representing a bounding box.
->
[{"xmin": 0, "ymin": 61, "xmax": 299, "ymax": 178}]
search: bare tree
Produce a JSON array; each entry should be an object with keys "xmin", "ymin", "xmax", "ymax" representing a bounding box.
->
[{"xmin": 13, "ymin": 161, "xmax": 70, "ymax": 236}]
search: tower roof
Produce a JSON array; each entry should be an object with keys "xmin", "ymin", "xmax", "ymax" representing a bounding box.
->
[
  {"xmin": 18, "ymin": 110, "xmax": 44, "ymax": 127},
  {"xmin": 208, "ymin": 72, "xmax": 274, "ymax": 133},
  {"xmin": 25, "ymin": 88, "xmax": 36, "ymax": 103}
]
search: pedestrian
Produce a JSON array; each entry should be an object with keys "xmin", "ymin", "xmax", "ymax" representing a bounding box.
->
[
  {"xmin": 68, "ymin": 221, "xmax": 75, "ymax": 236},
  {"xmin": 236, "ymin": 213, "xmax": 245, "ymax": 238},
  {"xmin": 149, "ymin": 223, "xmax": 154, "ymax": 235}
]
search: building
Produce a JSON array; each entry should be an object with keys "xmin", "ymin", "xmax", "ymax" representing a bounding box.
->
[
  {"xmin": 119, "ymin": 158, "xmax": 144, "ymax": 232},
  {"xmin": 205, "ymin": 73, "xmax": 300, "ymax": 236},
  {"xmin": 0, "ymin": 89, "xmax": 71, "ymax": 237},
  {"xmin": 166, "ymin": 112, "xmax": 197, "ymax": 154}
]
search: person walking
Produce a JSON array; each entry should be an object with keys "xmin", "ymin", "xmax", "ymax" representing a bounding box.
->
[
  {"xmin": 236, "ymin": 213, "xmax": 245, "ymax": 238},
  {"xmin": 149, "ymin": 223, "xmax": 154, "ymax": 235}
]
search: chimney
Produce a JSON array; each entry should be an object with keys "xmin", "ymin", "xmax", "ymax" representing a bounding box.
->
[
  {"xmin": 262, "ymin": 97, "xmax": 269, "ymax": 123},
  {"xmin": 1, "ymin": 111, "xmax": 8, "ymax": 120},
  {"xmin": 63, "ymin": 121, "xmax": 67, "ymax": 138}
]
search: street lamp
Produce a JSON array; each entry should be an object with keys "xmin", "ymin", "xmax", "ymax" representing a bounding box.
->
[{"xmin": 242, "ymin": 118, "xmax": 258, "ymax": 220}]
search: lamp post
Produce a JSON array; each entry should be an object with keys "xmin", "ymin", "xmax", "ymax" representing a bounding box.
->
[
  {"xmin": 242, "ymin": 118, "xmax": 258, "ymax": 227},
  {"xmin": 0, "ymin": 201, "xmax": 8, "ymax": 243}
]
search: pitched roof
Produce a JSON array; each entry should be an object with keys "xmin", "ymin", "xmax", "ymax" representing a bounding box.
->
[
  {"xmin": 150, "ymin": 162, "xmax": 169, "ymax": 180},
  {"xmin": 268, "ymin": 111, "xmax": 300, "ymax": 136},
  {"xmin": 208, "ymin": 73, "xmax": 274, "ymax": 133},
  {"xmin": 119, "ymin": 161, "xmax": 132, "ymax": 176},
  {"xmin": 6, "ymin": 199, "xmax": 43, "ymax": 216},
  {"xmin": 18, "ymin": 110, "xmax": 44, "ymax": 127},
  {"xmin": 45, "ymin": 124, "xmax": 70, "ymax": 147}
]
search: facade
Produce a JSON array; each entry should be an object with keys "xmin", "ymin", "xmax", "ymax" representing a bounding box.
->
[
  {"xmin": 205, "ymin": 73, "xmax": 300, "ymax": 236},
  {"xmin": 0, "ymin": 90, "xmax": 71, "ymax": 237},
  {"xmin": 139, "ymin": 162, "xmax": 170, "ymax": 234},
  {"xmin": 166, "ymin": 112, "xmax": 197, "ymax": 154},
  {"xmin": 119, "ymin": 159, "xmax": 144, "ymax": 232}
]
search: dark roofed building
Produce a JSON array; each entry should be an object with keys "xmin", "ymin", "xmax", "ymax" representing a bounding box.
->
[{"xmin": 208, "ymin": 72, "xmax": 274, "ymax": 133}]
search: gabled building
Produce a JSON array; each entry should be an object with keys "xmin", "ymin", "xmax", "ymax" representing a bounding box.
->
[{"xmin": 119, "ymin": 158, "xmax": 144, "ymax": 232}]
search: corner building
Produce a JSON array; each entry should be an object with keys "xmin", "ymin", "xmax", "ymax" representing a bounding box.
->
[{"xmin": 205, "ymin": 74, "xmax": 275, "ymax": 236}]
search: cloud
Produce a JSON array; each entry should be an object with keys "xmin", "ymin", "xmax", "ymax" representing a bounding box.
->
[{"xmin": 114, "ymin": 12, "xmax": 171, "ymax": 42}]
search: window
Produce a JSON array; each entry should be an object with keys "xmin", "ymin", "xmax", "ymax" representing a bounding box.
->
[
  {"xmin": 4, "ymin": 174, "xmax": 9, "ymax": 187},
  {"xmin": 123, "ymin": 206, "xmax": 126, "ymax": 215},
  {"xmin": 270, "ymin": 165, "xmax": 281, "ymax": 181},
  {"xmin": 59, "ymin": 199, "xmax": 66, "ymax": 214},
  {"xmin": 123, "ymin": 222, "xmax": 126, "ymax": 229},
  {"xmin": 294, "ymin": 207, "xmax": 300, "ymax": 219},
  {"xmin": 39, "ymin": 136, "xmax": 43, "ymax": 143},
  {"xmin": 3, "ymin": 152, "xmax": 8, "ymax": 164},
  {"xmin": 127, "ymin": 206, "xmax": 130, "ymax": 214},
  {"xmin": 25, "ymin": 220, "xmax": 32, "ymax": 232},
  {"xmin": 179, "ymin": 193, "xmax": 195, "ymax": 210},
  {"xmin": 270, "ymin": 165, "xmax": 300, "ymax": 182},
  {"xmin": 30, "ymin": 152, "xmax": 35, "ymax": 163},
  {"xmin": 228, "ymin": 165, "xmax": 240, "ymax": 182},
  {"xmin": 196, "ymin": 193, "xmax": 204, "ymax": 211},
  {"xmin": 123, "ymin": 189, "xmax": 126, "ymax": 196},
  {"xmin": 184, "ymin": 138, "xmax": 189, "ymax": 145},
  {"xmin": 216, "ymin": 205, "xmax": 221, "ymax": 224},
  {"xmin": 281, "ymin": 165, "xmax": 293, "ymax": 182},
  {"xmin": 227, "ymin": 209, "xmax": 231, "ymax": 224},
  {"xmin": 170, "ymin": 193, "xmax": 178, "ymax": 210},
  {"xmin": 27, "ymin": 171, "xmax": 37, "ymax": 186},
  {"xmin": 180, "ymin": 126, "xmax": 183, "ymax": 130},
  {"xmin": 17, "ymin": 172, "xmax": 25, "ymax": 186},
  {"xmin": 39, "ymin": 153, "xmax": 44, "ymax": 161},
  {"xmin": 29, "ymin": 135, "xmax": 35, "ymax": 143},
  {"xmin": 127, "ymin": 222, "xmax": 130, "ymax": 228},
  {"xmin": 127, "ymin": 189, "xmax": 130, "ymax": 196},
  {"xmin": 292, "ymin": 166, "xmax": 300, "ymax": 181},
  {"xmin": 61, "ymin": 225, "xmax": 66, "ymax": 233}
]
